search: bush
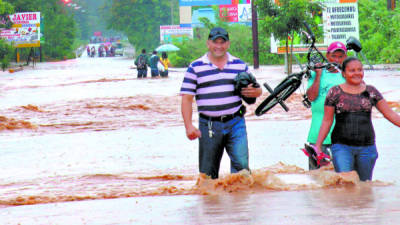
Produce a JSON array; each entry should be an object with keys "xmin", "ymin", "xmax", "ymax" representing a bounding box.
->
[
  {"xmin": 169, "ymin": 29, "xmax": 208, "ymax": 67},
  {"xmin": 358, "ymin": 0, "xmax": 400, "ymax": 64},
  {"xmin": 170, "ymin": 23, "xmax": 283, "ymax": 68},
  {"xmin": 0, "ymin": 39, "xmax": 14, "ymax": 71}
]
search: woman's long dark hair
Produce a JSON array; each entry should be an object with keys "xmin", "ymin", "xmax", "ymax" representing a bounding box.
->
[
  {"xmin": 342, "ymin": 56, "xmax": 362, "ymax": 72},
  {"xmin": 162, "ymin": 52, "xmax": 168, "ymax": 59}
]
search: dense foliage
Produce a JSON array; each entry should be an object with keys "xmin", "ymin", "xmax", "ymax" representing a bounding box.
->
[
  {"xmin": 255, "ymin": 0, "xmax": 322, "ymax": 73},
  {"xmin": 0, "ymin": 38, "xmax": 13, "ymax": 71},
  {"xmin": 358, "ymin": 0, "xmax": 400, "ymax": 63},
  {"xmin": 103, "ymin": 0, "xmax": 180, "ymax": 53},
  {"xmin": 0, "ymin": 0, "xmax": 14, "ymax": 69},
  {"xmin": 170, "ymin": 23, "xmax": 283, "ymax": 68}
]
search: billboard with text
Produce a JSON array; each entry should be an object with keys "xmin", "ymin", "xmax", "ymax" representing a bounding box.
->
[
  {"xmin": 271, "ymin": 0, "xmax": 359, "ymax": 54},
  {"xmin": 322, "ymin": 0, "xmax": 359, "ymax": 44},
  {"xmin": 179, "ymin": 0, "xmax": 231, "ymax": 6},
  {"xmin": 180, "ymin": 0, "xmax": 252, "ymax": 26},
  {"xmin": 160, "ymin": 25, "xmax": 193, "ymax": 43},
  {"xmin": 0, "ymin": 12, "xmax": 41, "ymax": 48}
]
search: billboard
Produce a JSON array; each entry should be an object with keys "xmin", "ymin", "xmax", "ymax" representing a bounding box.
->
[
  {"xmin": 180, "ymin": 0, "xmax": 252, "ymax": 26},
  {"xmin": 219, "ymin": 5, "xmax": 238, "ymax": 22},
  {"xmin": 238, "ymin": 3, "xmax": 252, "ymax": 23},
  {"xmin": 271, "ymin": 0, "xmax": 359, "ymax": 54},
  {"xmin": 160, "ymin": 25, "xmax": 193, "ymax": 43},
  {"xmin": 179, "ymin": 0, "xmax": 231, "ymax": 6},
  {"xmin": 0, "ymin": 12, "xmax": 41, "ymax": 48},
  {"xmin": 219, "ymin": 3, "xmax": 251, "ymax": 23},
  {"xmin": 322, "ymin": 0, "xmax": 359, "ymax": 44}
]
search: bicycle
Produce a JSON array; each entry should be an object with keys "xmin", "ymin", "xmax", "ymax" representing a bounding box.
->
[{"xmin": 255, "ymin": 22, "xmax": 362, "ymax": 116}]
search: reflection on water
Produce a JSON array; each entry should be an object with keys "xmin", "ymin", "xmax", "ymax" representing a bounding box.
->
[{"xmin": 0, "ymin": 58, "xmax": 399, "ymax": 224}]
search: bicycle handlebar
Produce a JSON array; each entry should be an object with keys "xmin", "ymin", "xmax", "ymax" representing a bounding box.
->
[
  {"xmin": 303, "ymin": 22, "xmax": 315, "ymax": 43},
  {"xmin": 312, "ymin": 62, "xmax": 340, "ymax": 70}
]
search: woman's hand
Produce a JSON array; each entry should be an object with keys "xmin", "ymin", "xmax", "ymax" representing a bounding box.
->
[{"xmin": 312, "ymin": 144, "xmax": 323, "ymax": 155}]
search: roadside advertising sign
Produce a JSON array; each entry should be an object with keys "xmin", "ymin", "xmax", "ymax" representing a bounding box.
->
[
  {"xmin": 180, "ymin": 0, "xmax": 252, "ymax": 26},
  {"xmin": 219, "ymin": 5, "xmax": 239, "ymax": 22},
  {"xmin": 219, "ymin": 2, "xmax": 252, "ymax": 23},
  {"xmin": 271, "ymin": 0, "xmax": 359, "ymax": 54},
  {"xmin": 238, "ymin": 3, "xmax": 252, "ymax": 23},
  {"xmin": 179, "ymin": 0, "xmax": 232, "ymax": 6},
  {"xmin": 0, "ymin": 12, "xmax": 41, "ymax": 48},
  {"xmin": 322, "ymin": 0, "xmax": 359, "ymax": 44},
  {"xmin": 160, "ymin": 25, "xmax": 194, "ymax": 43}
]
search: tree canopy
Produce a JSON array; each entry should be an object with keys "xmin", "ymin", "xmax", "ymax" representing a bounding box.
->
[
  {"xmin": 0, "ymin": 0, "xmax": 14, "ymax": 70},
  {"xmin": 255, "ymin": 0, "xmax": 323, "ymax": 73},
  {"xmin": 0, "ymin": 0, "xmax": 14, "ymax": 29},
  {"xmin": 103, "ymin": 0, "xmax": 179, "ymax": 52},
  {"xmin": 358, "ymin": 0, "xmax": 400, "ymax": 63},
  {"xmin": 4, "ymin": 0, "xmax": 76, "ymax": 60}
]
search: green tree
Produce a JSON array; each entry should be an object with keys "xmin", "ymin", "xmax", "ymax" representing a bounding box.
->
[
  {"xmin": 358, "ymin": 0, "xmax": 400, "ymax": 64},
  {"xmin": 169, "ymin": 6, "xmax": 283, "ymax": 68},
  {"xmin": 0, "ymin": 0, "xmax": 13, "ymax": 29},
  {"xmin": 4, "ymin": 0, "xmax": 76, "ymax": 60},
  {"xmin": 104, "ymin": 0, "xmax": 180, "ymax": 53},
  {"xmin": 0, "ymin": 0, "xmax": 14, "ymax": 70},
  {"xmin": 63, "ymin": 0, "xmax": 90, "ymax": 41},
  {"xmin": 0, "ymin": 38, "xmax": 13, "ymax": 71},
  {"xmin": 255, "ymin": 0, "xmax": 322, "ymax": 73}
]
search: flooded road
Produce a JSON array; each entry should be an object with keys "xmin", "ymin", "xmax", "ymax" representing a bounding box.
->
[{"xmin": 0, "ymin": 57, "xmax": 399, "ymax": 224}]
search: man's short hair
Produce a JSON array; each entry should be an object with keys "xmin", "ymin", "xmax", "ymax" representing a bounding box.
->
[
  {"xmin": 141, "ymin": 49, "xmax": 146, "ymax": 53},
  {"xmin": 208, "ymin": 27, "xmax": 229, "ymax": 41}
]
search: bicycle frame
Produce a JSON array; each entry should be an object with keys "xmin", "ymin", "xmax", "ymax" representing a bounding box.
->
[{"xmin": 255, "ymin": 22, "xmax": 338, "ymax": 116}]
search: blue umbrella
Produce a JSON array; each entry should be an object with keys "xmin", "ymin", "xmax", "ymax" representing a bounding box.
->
[{"xmin": 155, "ymin": 43, "xmax": 180, "ymax": 52}]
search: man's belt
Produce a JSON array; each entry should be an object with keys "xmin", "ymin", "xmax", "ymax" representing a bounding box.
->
[{"xmin": 199, "ymin": 106, "xmax": 246, "ymax": 123}]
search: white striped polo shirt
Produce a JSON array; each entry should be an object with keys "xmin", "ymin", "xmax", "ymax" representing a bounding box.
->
[{"xmin": 180, "ymin": 52, "xmax": 249, "ymax": 117}]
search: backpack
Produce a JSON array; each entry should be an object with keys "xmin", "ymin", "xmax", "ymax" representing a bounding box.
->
[{"xmin": 137, "ymin": 55, "xmax": 146, "ymax": 69}]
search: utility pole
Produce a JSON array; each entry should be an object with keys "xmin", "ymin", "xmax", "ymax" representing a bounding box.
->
[
  {"xmin": 171, "ymin": 0, "xmax": 173, "ymax": 24},
  {"xmin": 251, "ymin": 1, "xmax": 259, "ymax": 69},
  {"xmin": 387, "ymin": 0, "xmax": 396, "ymax": 10}
]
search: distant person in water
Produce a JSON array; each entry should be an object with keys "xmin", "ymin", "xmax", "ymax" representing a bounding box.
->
[
  {"xmin": 159, "ymin": 52, "xmax": 170, "ymax": 78},
  {"xmin": 134, "ymin": 49, "xmax": 149, "ymax": 78},
  {"xmin": 149, "ymin": 50, "xmax": 160, "ymax": 78}
]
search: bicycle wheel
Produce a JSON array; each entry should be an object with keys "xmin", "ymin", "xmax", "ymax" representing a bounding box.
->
[{"xmin": 255, "ymin": 78, "xmax": 301, "ymax": 116}]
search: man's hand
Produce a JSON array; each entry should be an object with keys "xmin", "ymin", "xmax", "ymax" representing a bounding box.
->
[
  {"xmin": 181, "ymin": 94, "xmax": 201, "ymax": 140},
  {"xmin": 307, "ymin": 63, "xmax": 323, "ymax": 101},
  {"xmin": 241, "ymin": 84, "xmax": 262, "ymax": 98},
  {"xmin": 314, "ymin": 62, "xmax": 323, "ymax": 77},
  {"xmin": 185, "ymin": 124, "xmax": 201, "ymax": 140}
]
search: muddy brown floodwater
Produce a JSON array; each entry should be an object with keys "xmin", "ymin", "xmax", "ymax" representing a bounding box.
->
[{"xmin": 0, "ymin": 57, "xmax": 399, "ymax": 224}]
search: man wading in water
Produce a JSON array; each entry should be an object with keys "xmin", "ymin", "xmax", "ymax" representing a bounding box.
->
[{"xmin": 180, "ymin": 27, "xmax": 262, "ymax": 179}]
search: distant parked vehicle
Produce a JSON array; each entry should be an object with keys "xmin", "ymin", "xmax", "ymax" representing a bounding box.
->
[{"xmin": 114, "ymin": 43, "xmax": 124, "ymax": 56}]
